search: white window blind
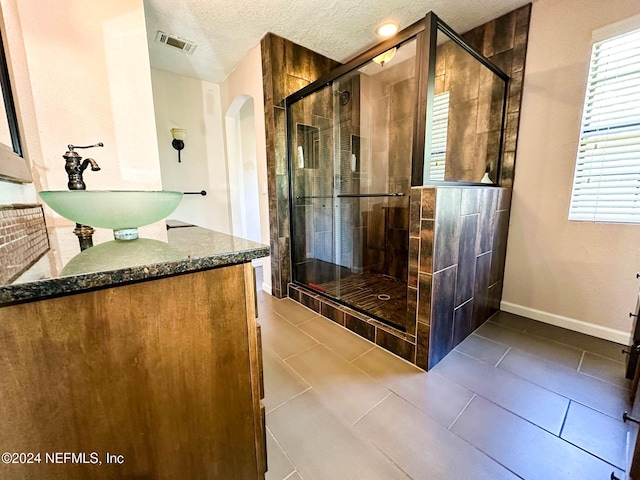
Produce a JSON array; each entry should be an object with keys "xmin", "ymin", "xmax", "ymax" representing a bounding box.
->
[
  {"xmin": 429, "ymin": 92, "xmax": 450, "ymax": 181},
  {"xmin": 568, "ymin": 26, "xmax": 640, "ymax": 223}
]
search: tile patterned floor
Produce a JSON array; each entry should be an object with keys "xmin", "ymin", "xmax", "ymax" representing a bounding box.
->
[{"xmin": 256, "ymin": 279, "xmax": 631, "ymax": 479}]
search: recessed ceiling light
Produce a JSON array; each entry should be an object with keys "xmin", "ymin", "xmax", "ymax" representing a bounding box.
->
[{"xmin": 376, "ymin": 21, "xmax": 399, "ymax": 38}]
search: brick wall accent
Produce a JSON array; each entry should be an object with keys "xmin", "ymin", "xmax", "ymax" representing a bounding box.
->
[{"xmin": 0, "ymin": 204, "xmax": 49, "ymax": 284}]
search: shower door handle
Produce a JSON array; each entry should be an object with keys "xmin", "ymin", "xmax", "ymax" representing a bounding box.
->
[
  {"xmin": 337, "ymin": 193, "xmax": 405, "ymax": 198},
  {"xmin": 295, "ymin": 193, "xmax": 405, "ymax": 199}
]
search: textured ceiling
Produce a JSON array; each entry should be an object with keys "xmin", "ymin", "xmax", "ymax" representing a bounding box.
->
[{"xmin": 144, "ymin": 0, "xmax": 532, "ymax": 84}]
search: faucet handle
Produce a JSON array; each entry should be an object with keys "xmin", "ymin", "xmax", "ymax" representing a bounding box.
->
[{"xmin": 67, "ymin": 142, "xmax": 104, "ymax": 151}]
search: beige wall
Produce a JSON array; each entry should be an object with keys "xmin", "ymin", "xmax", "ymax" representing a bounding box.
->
[
  {"xmin": 2, "ymin": 0, "xmax": 165, "ymax": 266},
  {"xmin": 150, "ymin": 68, "xmax": 231, "ymax": 234},
  {"xmin": 502, "ymin": 0, "xmax": 640, "ymax": 343},
  {"xmin": 220, "ymin": 44, "xmax": 271, "ymax": 293}
]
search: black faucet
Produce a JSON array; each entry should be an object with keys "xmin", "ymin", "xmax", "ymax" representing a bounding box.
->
[
  {"xmin": 63, "ymin": 142, "xmax": 103, "ymax": 251},
  {"xmin": 64, "ymin": 143, "xmax": 103, "ymax": 190}
]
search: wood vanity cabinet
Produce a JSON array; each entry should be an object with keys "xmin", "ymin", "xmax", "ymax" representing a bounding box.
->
[
  {"xmin": 0, "ymin": 262, "xmax": 266, "ymax": 480},
  {"xmin": 625, "ymin": 287, "xmax": 640, "ymax": 479}
]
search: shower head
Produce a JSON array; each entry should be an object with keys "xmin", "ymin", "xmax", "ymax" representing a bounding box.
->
[{"xmin": 334, "ymin": 90, "xmax": 351, "ymax": 106}]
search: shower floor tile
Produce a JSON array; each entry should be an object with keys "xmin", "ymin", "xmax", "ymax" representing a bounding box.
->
[{"xmin": 317, "ymin": 272, "xmax": 407, "ymax": 329}]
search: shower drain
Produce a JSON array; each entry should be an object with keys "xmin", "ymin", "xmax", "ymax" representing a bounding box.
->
[{"xmin": 377, "ymin": 294, "xmax": 391, "ymax": 301}]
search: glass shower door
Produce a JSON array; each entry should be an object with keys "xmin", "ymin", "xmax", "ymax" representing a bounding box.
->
[{"xmin": 289, "ymin": 38, "xmax": 417, "ymax": 331}]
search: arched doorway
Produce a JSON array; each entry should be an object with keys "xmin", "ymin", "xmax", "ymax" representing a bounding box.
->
[{"xmin": 224, "ymin": 95, "xmax": 261, "ymax": 244}]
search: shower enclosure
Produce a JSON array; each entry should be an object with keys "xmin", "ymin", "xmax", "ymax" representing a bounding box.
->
[
  {"xmin": 288, "ymin": 37, "xmax": 418, "ymax": 331},
  {"xmin": 286, "ymin": 12, "xmax": 511, "ymax": 362}
]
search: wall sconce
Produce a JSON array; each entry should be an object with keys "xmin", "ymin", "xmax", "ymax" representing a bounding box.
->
[
  {"xmin": 170, "ymin": 128, "xmax": 187, "ymax": 163},
  {"xmin": 372, "ymin": 48, "xmax": 397, "ymax": 67}
]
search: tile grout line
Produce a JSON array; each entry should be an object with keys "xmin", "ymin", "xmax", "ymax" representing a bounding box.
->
[
  {"xmin": 280, "ymin": 342, "xmax": 320, "ymax": 362},
  {"xmin": 364, "ymin": 436, "xmax": 415, "ymax": 480},
  {"xmin": 494, "ymin": 346, "xmax": 512, "ymax": 367},
  {"xmin": 265, "ymin": 386, "xmax": 313, "ymax": 415},
  {"xmin": 448, "ymin": 393, "xmax": 476, "ymax": 430},
  {"xmin": 271, "ymin": 307, "xmax": 316, "ymax": 328},
  {"xmin": 349, "ymin": 345, "xmax": 377, "ymax": 364},
  {"xmin": 261, "ymin": 345, "xmax": 313, "ymax": 399},
  {"xmin": 352, "ymin": 392, "xmax": 393, "ymax": 426},
  {"xmin": 265, "ymin": 425, "xmax": 300, "ymax": 478},
  {"xmin": 557, "ymin": 400, "xmax": 571, "ymax": 438},
  {"xmin": 483, "ymin": 320, "xmax": 587, "ymax": 360},
  {"xmin": 577, "ymin": 350, "xmax": 586, "ymax": 373},
  {"xmin": 435, "ymin": 357, "xmax": 595, "ymax": 436},
  {"xmin": 283, "ymin": 471, "xmax": 300, "ymax": 480},
  {"xmin": 576, "ymin": 369, "xmax": 631, "ymax": 391},
  {"xmin": 294, "ymin": 314, "xmax": 321, "ymax": 327},
  {"xmin": 557, "ymin": 433, "xmax": 625, "ymax": 472},
  {"xmin": 492, "ymin": 356, "xmax": 629, "ymax": 423}
]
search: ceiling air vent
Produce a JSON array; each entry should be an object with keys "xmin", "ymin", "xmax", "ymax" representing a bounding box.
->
[{"xmin": 155, "ymin": 31, "xmax": 197, "ymax": 54}]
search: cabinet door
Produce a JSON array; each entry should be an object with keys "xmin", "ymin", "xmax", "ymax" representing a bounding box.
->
[
  {"xmin": 626, "ymin": 376, "xmax": 640, "ymax": 479},
  {"xmin": 626, "ymin": 291, "xmax": 640, "ymax": 381},
  {"xmin": 0, "ymin": 266, "xmax": 263, "ymax": 480}
]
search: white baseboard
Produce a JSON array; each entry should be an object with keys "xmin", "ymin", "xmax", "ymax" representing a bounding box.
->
[
  {"xmin": 261, "ymin": 282, "xmax": 272, "ymax": 296},
  {"xmin": 500, "ymin": 301, "xmax": 631, "ymax": 345}
]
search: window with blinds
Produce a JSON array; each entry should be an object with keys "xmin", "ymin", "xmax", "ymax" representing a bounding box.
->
[
  {"xmin": 429, "ymin": 92, "xmax": 450, "ymax": 181},
  {"xmin": 568, "ymin": 26, "xmax": 640, "ymax": 223}
]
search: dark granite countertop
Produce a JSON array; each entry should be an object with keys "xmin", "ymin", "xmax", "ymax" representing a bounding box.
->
[{"xmin": 0, "ymin": 226, "xmax": 269, "ymax": 307}]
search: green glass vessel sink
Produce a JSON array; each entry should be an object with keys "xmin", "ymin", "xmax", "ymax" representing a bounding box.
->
[{"xmin": 39, "ymin": 190, "xmax": 183, "ymax": 240}]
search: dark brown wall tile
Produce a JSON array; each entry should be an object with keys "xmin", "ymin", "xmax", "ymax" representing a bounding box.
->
[
  {"xmin": 410, "ymin": 190, "xmax": 422, "ymax": 237},
  {"xmin": 461, "ymin": 188, "xmax": 480, "ymax": 215},
  {"xmin": 455, "ymin": 214, "xmax": 479, "ymax": 307},
  {"xmin": 416, "ymin": 321, "xmax": 430, "ymax": 370},
  {"xmin": 489, "ymin": 50, "xmax": 513, "ymax": 77},
  {"xmin": 453, "ymin": 299, "xmax": 475, "ymax": 347},
  {"xmin": 502, "ymin": 111, "xmax": 520, "ymax": 154},
  {"xmin": 278, "ymin": 237, "xmax": 291, "ymax": 290},
  {"xmin": 515, "ymin": 3, "xmax": 531, "ymax": 28},
  {"xmin": 418, "ymin": 272, "xmax": 432, "ymax": 325},
  {"xmin": 488, "ymin": 280, "xmax": 503, "ymax": 315},
  {"xmin": 320, "ymin": 301, "xmax": 346, "ymax": 325},
  {"xmin": 489, "ymin": 209, "xmax": 510, "ymax": 285},
  {"xmin": 481, "ymin": 21, "xmax": 497, "ymax": 57},
  {"xmin": 497, "ymin": 187, "xmax": 512, "ymax": 211},
  {"xmin": 462, "ymin": 25, "xmax": 485, "ymax": 52},
  {"xmin": 274, "ymin": 107, "xmax": 287, "ymax": 175},
  {"xmin": 507, "ymin": 71, "xmax": 524, "ymax": 114},
  {"xmin": 375, "ymin": 328, "xmax": 416, "ymax": 363},
  {"xmin": 476, "ymin": 188, "xmax": 498, "ymax": 255},
  {"xmin": 408, "ymin": 237, "xmax": 419, "ymax": 288},
  {"xmin": 406, "ymin": 286, "xmax": 418, "ymax": 336},
  {"xmin": 421, "ymin": 188, "xmax": 436, "ymax": 219},
  {"xmin": 490, "ymin": 11, "xmax": 516, "ymax": 55},
  {"xmin": 271, "ymin": 263, "xmax": 281, "ymax": 297},
  {"xmin": 500, "ymin": 153, "xmax": 515, "ymax": 188},
  {"xmin": 428, "ymin": 265, "xmax": 457, "ymax": 368},
  {"xmin": 472, "ymin": 252, "xmax": 492, "ymax": 330},
  {"xmin": 344, "ymin": 313, "xmax": 375, "ymax": 342},
  {"xmin": 288, "ymin": 284, "xmax": 301, "ymax": 302},
  {"xmin": 419, "ymin": 220, "xmax": 434, "ymax": 274},
  {"xmin": 300, "ymin": 290, "xmax": 321, "ymax": 313},
  {"xmin": 433, "ymin": 188, "xmax": 461, "ymax": 272},
  {"xmin": 276, "ymin": 174, "xmax": 290, "ymax": 237}
]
